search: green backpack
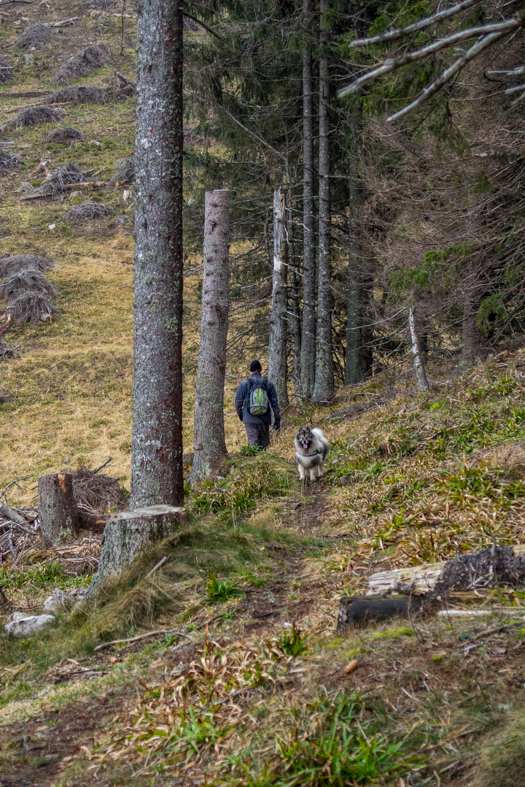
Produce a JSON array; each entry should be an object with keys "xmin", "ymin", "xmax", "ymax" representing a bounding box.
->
[{"xmin": 248, "ymin": 378, "xmax": 270, "ymax": 416}]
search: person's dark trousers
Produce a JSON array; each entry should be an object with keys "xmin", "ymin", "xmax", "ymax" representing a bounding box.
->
[{"xmin": 244, "ymin": 422, "xmax": 270, "ymax": 448}]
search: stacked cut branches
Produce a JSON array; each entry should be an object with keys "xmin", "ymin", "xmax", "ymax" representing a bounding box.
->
[
  {"xmin": 46, "ymin": 86, "xmax": 110, "ymax": 105},
  {"xmin": 0, "ymin": 507, "xmax": 40, "ymax": 565},
  {"xmin": 17, "ymin": 23, "xmax": 53, "ymax": 50},
  {"xmin": 45, "ymin": 126, "xmax": 84, "ymax": 144},
  {"xmin": 16, "ymin": 105, "xmax": 65, "ymax": 128},
  {"xmin": 65, "ymin": 201, "xmax": 109, "ymax": 222},
  {"xmin": 72, "ymin": 463, "xmax": 128, "ymax": 514},
  {"xmin": 0, "ymin": 150, "xmax": 19, "ymax": 174},
  {"xmin": 0, "ymin": 255, "xmax": 58, "ymax": 324},
  {"xmin": 0, "ymin": 56, "xmax": 14, "ymax": 84},
  {"xmin": 0, "ymin": 255, "xmax": 54, "ymax": 278},
  {"xmin": 108, "ymin": 156, "xmax": 134, "ymax": 186},
  {"xmin": 21, "ymin": 162, "xmax": 84, "ymax": 199},
  {"xmin": 54, "ymin": 45, "xmax": 109, "ymax": 84},
  {"xmin": 0, "ymin": 339, "xmax": 17, "ymax": 362}
]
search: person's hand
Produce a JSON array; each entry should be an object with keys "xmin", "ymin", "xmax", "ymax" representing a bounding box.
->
[
  {"xmin": 238, "ymin": 412, "xmax": 243, "ymax": 422},
  {"xmin": 273, "ymin": 422, "xmax": 280, "ymax": 432}
]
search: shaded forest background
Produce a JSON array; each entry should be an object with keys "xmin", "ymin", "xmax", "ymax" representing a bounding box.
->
[{"xmin": 181, "ymin": 0, "xmax": 525, "ymax": 401}]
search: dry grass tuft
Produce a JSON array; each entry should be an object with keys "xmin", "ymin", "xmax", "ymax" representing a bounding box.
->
[
  {"xmin": 0, "ymin": 269, "xmax": 57, "ymax": 302},
  {"xmin": 0, "ymin": 255, "xmax": 54, "ymax": 278},
  {"xmin": 71, "ymin": 462, "xmax": 128, "ymax": 514},
  {"xmin": 46, "ymin": 86, "xmax": 110, "ymax": 105},
  {"xmin": 54, "ymin": 45, "xmax": 109, "ymax": 84},
  {"xmin": 16, "ymin": 105, "xmax": 65, "ymax": 128},
  {"xmin": 25, "ymin": 162, "xmax": 84, "ymax": 199},
  {"xmin": 16, "ymin": 23, "xmax": 53, "ymax": 50},
  {"xmin": 0, "ymin": 150, "xmax": 19, "ymax": 174},
  {"xmin": 108, "ymin": 156, "xmax": 134, "ymax": 186},
  {"xmin": 7, "ymin": 292, "xmax": 58, "ymax": 324},
  {"xmin": 45, "ymin": 126, "xmax": 85, "ymax": 144},
  {"xmin": 0, "ymin": 56, "xmax": 14, "ymax": 84},
  {"xmin": 65, "ymin": 201, "xmax": 110, "ymax": 222}
]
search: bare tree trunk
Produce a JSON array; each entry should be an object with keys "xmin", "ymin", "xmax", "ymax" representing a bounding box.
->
[
  {"xmin": 461, "ymin": 267, "xmax": 485, "ymax": 365},
  {"xmin": 190, "ymin": 189, "xmax": 230, "ymax": 484},
  {"xmin": 287, "ymin": 200, "xmax": 302, "ymax": 401},
  {"xmin": 312, "ymin": 0, "xmax": 334, "ymax": 402},
  {"xmin": 300, "ymin": 0, "xmax": 316, "ymax": 400},
  {"xmin": 409, "ymin": 306, "xmax": 430, "ymax": 392},
  {"xmin": 268, "ymin": 187, "xmax": 289, "ymax": 408},
  {"xmin": 345, "ymin": 115, "xmax": 365, "ymax": 385},
  {"xmin": 130, "ymin": 0, "xmax": 184, "ymax": 508},
  {"xmin": 38, "ymin": 473, "xmax": 80, "ymax": 547}
]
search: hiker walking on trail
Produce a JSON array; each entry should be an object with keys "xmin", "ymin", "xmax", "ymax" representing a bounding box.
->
[{"xmin": 235, "ymin": 360, "xmax": 280, "ymax": 448}]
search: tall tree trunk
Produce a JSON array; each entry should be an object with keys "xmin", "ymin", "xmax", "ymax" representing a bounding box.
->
[
  {"xmin": 190, "ymin": 189, "xmax": 230, "ymax": 484},
  {"xmin": 312, "ymin": 0, "xmax": 334, "ymax": 402},
  {"xmin": 345, "ymin": 111, "xmax": 365, "ymax": 385},
  {"xmin": 461, "ymin": 267, "xmax": 485, "ymax": 365},
  {"xmin": 268, "ymin": 187, "xmax": 289, "ymax": 408},
  {"xmin": 408, "ymin": 305, "xmax": 430, "ymax": 392},
  {"xmin": 300, "ymin": 0, "xmax": 316, "ymax": 400},
  {"xmin": 130, "ymin": 0, "xmax": 183, "ymax": 508}
]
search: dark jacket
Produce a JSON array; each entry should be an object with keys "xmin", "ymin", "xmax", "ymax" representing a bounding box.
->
[{"xmin": 235, "ymin": 373, "xmax": 280, "ymax": 425}]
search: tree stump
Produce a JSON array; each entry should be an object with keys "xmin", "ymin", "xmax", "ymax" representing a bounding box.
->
[
  {"xmin": 38, "ymin": 473, "xmax": 80, "ymax": 547},
  {"xmin": 88, "ymin": 505, "xmax": 185, "ymax": 595}
]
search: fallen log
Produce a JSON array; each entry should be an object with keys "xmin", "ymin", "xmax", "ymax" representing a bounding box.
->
[
  {"xmin": 367, "ymin": 545, "xmax": 525, "ymax": 595},
  {"xmin": 0, "ymin": 501, "xmax": 28, "ymax": 526},
  {"xmin": 337, "ymin": 595, "xmax": 425, "ymax": 631}
]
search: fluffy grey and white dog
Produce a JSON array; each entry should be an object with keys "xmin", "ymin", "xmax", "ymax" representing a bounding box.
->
[{"xmin": 294, "ymin": 426, "xmax": 330, "ymax": 482}]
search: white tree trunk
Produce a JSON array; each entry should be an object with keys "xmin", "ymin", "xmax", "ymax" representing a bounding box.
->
[
  {"xmin": 409, "ymin": 305, "xmax": 430, "ymax": 392},
  {"xmin": 268, "ymin": 187, "xmax": 289, "ymax": 408},
  {"xmin": 190, "ymin": 189, "xmax": 230, "ymax": 484}
]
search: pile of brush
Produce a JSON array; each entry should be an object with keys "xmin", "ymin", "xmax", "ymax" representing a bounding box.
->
[
  {"xmin": 0, "ymin": 254, "xmax": 58, "ymax": 324},
  {"xmin": 0, "ymin": 150, "xmax": 19, "ymax": 175},
  {"xmin": 21, "ymin": 162, "xmax": 84, "ymax": 200},
  {"xmin": 65, "ymin": 201, "xmax": 109, "ymax": 222},
  {"xmin": 54, "ymin": 44, "xmax": 109, "ymax": 84}
]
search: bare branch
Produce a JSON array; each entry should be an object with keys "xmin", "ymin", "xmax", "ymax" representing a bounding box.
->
[
  {"xmin": 349, "ymin": 0, "xmax": 482, "ymax": 48},
  {"xmin": 339, "ymin": 18, "xmax": 522, "ymax": 98},
  {"xmin": 387, "ymin": 27, "xmax": 519, "ymax": 122},
  {"xmin": 217, "ymin": 103, "xmax": 288, "ymax": 163}
]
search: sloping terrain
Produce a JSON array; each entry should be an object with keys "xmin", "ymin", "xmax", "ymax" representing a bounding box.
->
[{"xmin": 2, "ymin": 3, "xmax": 525, "ymax": 787}]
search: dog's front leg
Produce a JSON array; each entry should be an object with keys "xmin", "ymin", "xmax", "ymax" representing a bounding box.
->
[{"xmin": 298, "ymin": 463, "xmax": 305, "ymax": 481}]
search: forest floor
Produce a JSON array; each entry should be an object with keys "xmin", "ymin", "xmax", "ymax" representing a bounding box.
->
[{"xmin": 2, "ymin": 2, "xmax": 525, "ymax": 786}]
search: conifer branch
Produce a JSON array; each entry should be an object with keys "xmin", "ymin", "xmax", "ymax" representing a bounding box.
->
[
  {"xmin": 218, "ymin": 103, "xmax": 288, "ymax": 163},
  {"xmin": 338, "ymin": 18, "xmax": 521, "ymax": 98},
  {"xmin": 348, "ymin": 0, "xmax": 482, "ymax": 48}
]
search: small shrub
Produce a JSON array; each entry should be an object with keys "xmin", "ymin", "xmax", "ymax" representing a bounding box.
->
[{"xmin": 205, "ymin": 572, "xmax": 242, "ymax": 603}]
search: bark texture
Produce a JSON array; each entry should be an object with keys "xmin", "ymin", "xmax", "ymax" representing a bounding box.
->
[
  {"xmin": 130, "ymin": 0, "xmax": 184, "ymax": 508},
  {"xmin": 408, "ymin": 305, "xmax": 430, "ymax": 391},
  {"xmin": 461, "ymin": 268, "xmax": 485, "ymax": 365},
  {"xmin": 312, "ymin": 0, "xmax": 334, "ymax": 402},
  {"xmin": 88, "ymin": 505, "xmax": 185, "ymax": 595},
  {"xmin": 300, "ymin": 0, "xmax": 316, "ymax": 400},
  {"xmin": 268, "ymin": 187, "xmax": 289, "ymax": 408},
  {"xmin": 190, "ymin": 188, "xmax": 230, "ymax": 484},
  {"xmin": 38, "ymin": 473, "xmax": 80, "ymax": 547},
  {"xmin": 345, "ymin": 137, "xmax": 365, "ymax": 385}
]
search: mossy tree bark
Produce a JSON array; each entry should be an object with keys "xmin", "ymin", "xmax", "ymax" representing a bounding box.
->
[
  {"xmin": 268, "ymin": 187, "xmax": 289, "ymax": 409},
  {"xmin": 38, "ymin": 473, "xmax": 80, "ymax": 547},
  {"xmin": 88, "ymin": 505, "xmax": 185, "ymax": 595},
  {"xmin": 130, "ymin": 0, "xmax": 183, "ymax": 509},
  {"xmin": 300, "ymin": 0, "xmax": 316, "ymax": 401},
  {"xmin": 313, "ymin": 0, "xmax": 334, "ymax": 402},
  {"xmin": 190, "ymin": 188, "xmax": 230, "ymax": 484}
]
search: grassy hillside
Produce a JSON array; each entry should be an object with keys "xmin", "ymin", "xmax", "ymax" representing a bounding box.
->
[{"xmin": 2, "ymin": 3, "xmax": 525, "ymax": 787}]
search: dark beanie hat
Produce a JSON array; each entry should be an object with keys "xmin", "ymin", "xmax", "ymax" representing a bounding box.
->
[{"xmin": 250, "ymin": 360, "xmax": 262, "ymax": 372}]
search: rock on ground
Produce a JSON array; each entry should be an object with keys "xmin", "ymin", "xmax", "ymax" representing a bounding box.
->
[{"xmin": 5, "ymin": 611, "xmax": 55, "ymax": 637}]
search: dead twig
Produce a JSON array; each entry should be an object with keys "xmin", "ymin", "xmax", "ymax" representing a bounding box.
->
[{"xmin": 94, "ymin": 628, "xmax": 192, "ymax": 652}]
